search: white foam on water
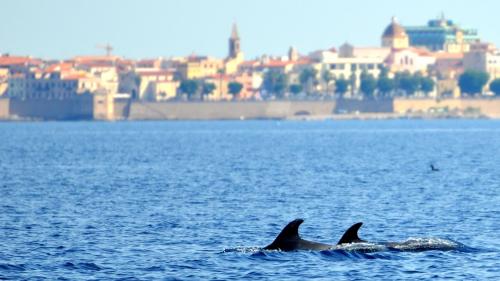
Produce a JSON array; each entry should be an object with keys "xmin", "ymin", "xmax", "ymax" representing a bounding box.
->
[
  {"xmin": 335, "ymin": 242, "xmax": 386, "ymax": 252},
  {"xmin": 389, "ymin": 237, "xmax": 460, "ymax": 251}
]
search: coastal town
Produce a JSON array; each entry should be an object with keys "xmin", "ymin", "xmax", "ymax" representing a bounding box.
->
[{"xmin": 1, "ymin": 15, "xmax": 500, "ymax": 120}]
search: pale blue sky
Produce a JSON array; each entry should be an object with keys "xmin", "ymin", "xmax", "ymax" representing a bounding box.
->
[{"xmin": 2, "ymin": 0, "xmax": 499, "ymax": 60}]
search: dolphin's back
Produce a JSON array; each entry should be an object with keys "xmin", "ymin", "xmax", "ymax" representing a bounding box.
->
[
  {"xmin": 337, "ymin": 222, "xmax": 365, "ymax": 245},
  {"xmin": 264, "ymin": 219, "xmax": 333, "ymax": 251}
]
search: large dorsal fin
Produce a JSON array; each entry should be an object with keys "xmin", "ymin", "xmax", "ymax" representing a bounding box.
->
[
  {"xmin": 264, "ymin": 219, "xmax": 303, "ymax": 250},
  {"xmin": 337, "ymin": 222, "xmax": 365, "ymax": 245}
]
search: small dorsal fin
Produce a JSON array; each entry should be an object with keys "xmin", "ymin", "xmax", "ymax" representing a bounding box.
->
[
  {"xmin": 264, "ymin": 219, "xmax": 303, "ymax": 250},
  {"xmin": 337, "ymin": 222, "xmax": 365, "ymax": 245}
]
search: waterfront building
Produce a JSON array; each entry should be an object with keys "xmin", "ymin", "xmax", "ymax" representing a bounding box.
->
[
  {"xmin": 203, "ymin": 73, "xmax": 233, "ymax": 101},
  {"xmin": 136, "ymin": 57, "xmax": 165, "ymax": 69},
  {"xmin": 385, "ymin": 47, "xmax": 436, "ymax": 74},
  {"xmin": 238, "ymin": 60, "xmax": 261, "ymax": 73},
  {"xmin": 309, "ymin": 47, "xmax": 338, "ymax": 64},
  {"xmin": 403, "ymin": 15, "xmax": 479, "ymax": 53},
  {"xmin": 381, "ymin": 17, "xmax": 409, "ymax": 49},
  {"xmin": 431, "ymin": 52, "xmax": 464, "ymax": 79},
  {"xmin": 203, "ymin": 72, "xmax": 260, "ymax": 101},
  {"xmin": 0, "ymin": 55, "xmax": 43, "ymax": 96},
  {"xmin": 316, "ymin": 44, "xmax": 388, "ymax": 96},
  {"xmin": 0, "ymin": 55, "xmax": 42, "ymax": 73},
  {"xmin": 261, "ymin": 58, "xmax": 296, "ymax": 74},
  {"xmin": 135, "ymin": 69, "xmax": 179, "ymax": 101},
  {"xmin": 0, "ymin": 68, "xmax": 9, "ymax": 96},
  {"xmin": 7, "ymin": 71, "xmax": 93, "ymax": 100},
  {"xmin": 177, "ymin": 55, "xmax": 224, "ymax": 80},
  {"xmin": 463, "ymin": 45, "xmax": 500, "ymax": 80},
  {"xmin": 230, "ymin": 72, "xmax": 261, "ymax": 100}
]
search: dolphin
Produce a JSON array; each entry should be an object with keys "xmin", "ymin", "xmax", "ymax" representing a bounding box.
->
[
  {"xmin": 263, "ymin": 219, "xmax": 364, "ymax": 251},
  {"xmin": 263, "ymin": 219, "xmax": 460, "ymax": 252},
  {"xmin": 430, "ymin": 164, "xmax": 440, "ymax": 171}
]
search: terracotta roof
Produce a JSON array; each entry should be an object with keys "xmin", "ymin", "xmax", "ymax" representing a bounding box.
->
[
  {"xmin": 240, "ymin": 60, "xmax": 259, "ymax": 66},
  {"xmin": 77, "ymin": 61, "xmax": 115, "ymax": 68},
  {"xmin": 0, "ymin": 56, "xmax": 40, "ymax": 66},
  {"xmin": 295, "ymin": 58, "xmax": 312, "ymax": 65},
  {"xmin": 408, "ymin": 47, "xmax": 432, "ymax": 56},
  {"xmin": 45, "ymin": 63, "xmax": 74, "ymax": 73},
  {"xmin": 391, "ymin": 47, "xmax": 432, "ymax": 56},
  {"xmin": 136, "ymin": 70, "xmax": 174, "ymax": 77},
  {"xmin": 433, "ymin": 52, "xmax": 464, "ymax": 60},
  {"xmin": 73, "ymin": 55, "xmax": 120, "ymax": 62},
  {"xmin": 262, "ymin": 60, "xmax": 291, "ymax": 68}
]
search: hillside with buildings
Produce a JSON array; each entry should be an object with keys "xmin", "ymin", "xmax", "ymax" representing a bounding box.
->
[{"xmin": 1, "ymin": 16, "xmax": 500, "ymax": 120}]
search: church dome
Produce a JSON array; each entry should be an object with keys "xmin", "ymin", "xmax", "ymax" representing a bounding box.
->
[{"xmin": 382, "ymin": 17, "xmax": 407, "ymax": 38}]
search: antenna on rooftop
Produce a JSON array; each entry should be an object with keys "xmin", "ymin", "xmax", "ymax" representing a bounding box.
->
[{"xmin": 96, "ymin": 44, "xmax": 114, "ymax": 56}]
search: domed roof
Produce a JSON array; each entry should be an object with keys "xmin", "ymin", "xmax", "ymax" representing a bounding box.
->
[{"xmin": 382, "ymin": 17, "xmax": 407, "ymax": 38}]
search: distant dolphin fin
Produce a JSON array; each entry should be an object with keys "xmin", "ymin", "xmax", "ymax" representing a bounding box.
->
[
  {"xmin": 264, "ymin": 219, "xmax": 303, "ymax": 250},
  {"xmin": 337, "ymin": 222, "xmax": 365, "ymax": 245}
]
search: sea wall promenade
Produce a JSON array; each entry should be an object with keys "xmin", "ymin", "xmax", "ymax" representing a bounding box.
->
[
  {"xmin": 1, "ymin": 97, "xmax": 499, "ymax": 121},
  {"xmin": 120, "ymin": 99, "xmax": 500, "ymax": 120}
]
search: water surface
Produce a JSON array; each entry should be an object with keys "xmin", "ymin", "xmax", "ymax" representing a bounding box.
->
[{"xmin": 0, "ymin": 120, "xmax": 499, "ymax": 280}]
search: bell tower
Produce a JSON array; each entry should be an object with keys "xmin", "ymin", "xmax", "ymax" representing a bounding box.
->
[{"xmin": 228, "ymin": 23, "xmax": 241, "ymax": 59}]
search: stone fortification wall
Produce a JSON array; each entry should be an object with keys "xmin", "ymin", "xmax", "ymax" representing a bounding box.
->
[
  {"xmin": 2, "ymin": 97, "xmax": 498, "ymax": 121},
  {"xmin": 335, "ymin": 98, "xmax": 393, "ymax": 113},
  {"xmin": 8, "ymin": 95, "xmax": 93, "ymax": 120},
  {"xmin": 0, "ymin": 98, "xmax": 9, "ymax": 119},
  {"xmin": 123, "ymin": 101, "xmax": 337, "ymax": 120},
  {"xmin": 394, "ymin": 98, "xmax": 500, "ymax": 118}
]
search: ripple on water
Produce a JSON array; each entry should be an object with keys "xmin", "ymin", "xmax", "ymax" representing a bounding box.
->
[
  {"xmin": 0, "ymin": 263, "xmax": 26, "ymax": 271},
  {"xmin": 1, "ymin": 120, "xmax": 499, "ymax": 280},
  {"xmin": 62, "ymin": 262, "xmax": 102, "ymax": 271}
]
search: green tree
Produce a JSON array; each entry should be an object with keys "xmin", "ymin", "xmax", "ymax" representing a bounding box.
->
[
  {"xmin": 377, "ymin": 76, "xmax": 394, "ymax": 97},
  {"xmin": 202, "ymin": 82, "xmax": 216, "ymax": 100},
  {"xmin": 459, "ymin": 70, "xmax": 490, "ymax": 96},
  {"xmin": 489, "ymin": 79, "xmax": 500, "ymax": 96},
  {"xmin": 379, "ymin": 66, "xmax": 390, "ymax": 77},
  {"xmin": 397, "ymin": 72, "xmax": 419, "ymax": 96},
  {"xmin": 299, "ymin": 67, "xmax": 318, "ymax": 95},
  {"xmin": 360, "ymin": 72, "xmax": 377, "ymax": 98},
  {"xmin": 263, "ymin": 70, "xmax": 289, "ymax": 98},
  {"xmin": 322, "ymin": 70, "xmax": 333, "ymax": 95},
  {"xmin": 335, "ymin": 77, "xmax": 349, "ymax": 97},
  {"xmin": 420, "ymin": 77, "xmax": 435, "ymax": 96},
  {"xmin": 179, "ymin": 79, "xmax": 199, "ymax": 100},
  {"xmin": 289, "ymin": 84, "xmax": 303, "ymax": 96},
  {"xmin": 228, "ymin": 82, "xmax": 243, "ymax": 99}
]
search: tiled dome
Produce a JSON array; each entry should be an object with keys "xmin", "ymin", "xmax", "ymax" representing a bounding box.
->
[{"xmin": 382, "ymin": 17, "xmax": 407, "ymax": 38}]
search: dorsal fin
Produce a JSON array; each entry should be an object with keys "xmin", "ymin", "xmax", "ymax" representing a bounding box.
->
[
  {"xmin": 264, "ymin": 219, "xmax": 303, "ymax": 250},
  {"xmin": 337, "ymin": 222, "xmax": 365, "ymax": 245}
]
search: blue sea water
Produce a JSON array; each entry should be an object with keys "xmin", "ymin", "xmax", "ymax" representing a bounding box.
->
[{"xmin": 0, "ymin": 120, "xmax": 499, "ymax": 280}]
